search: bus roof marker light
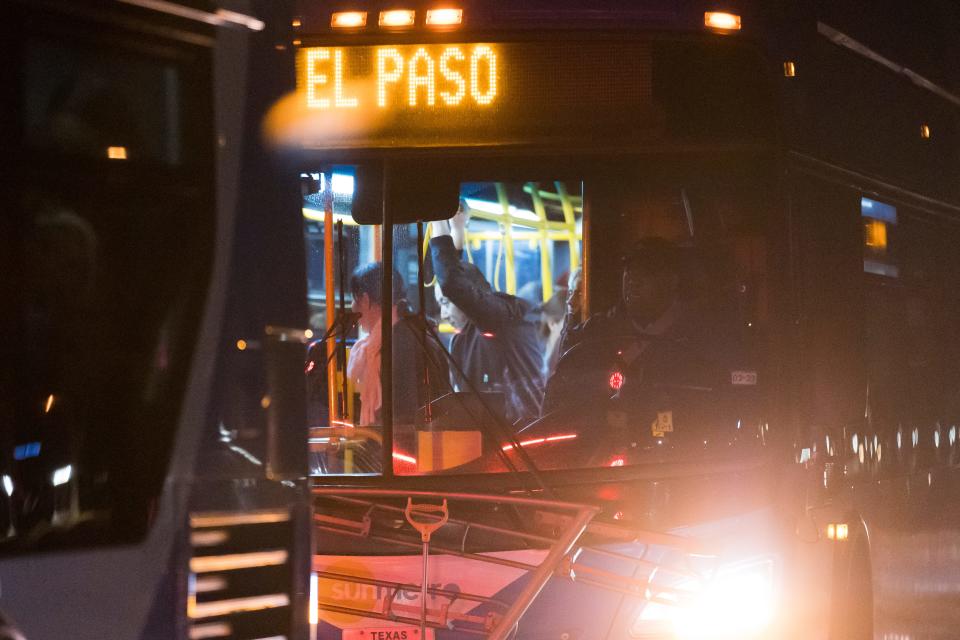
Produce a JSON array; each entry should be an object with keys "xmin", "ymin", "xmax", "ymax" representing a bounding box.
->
[
  {"xmin": 331, "ymin": 11, "xmax": 367, "ymax": 29},
  {"xmin": 705, "ymin": 12, "xmax": 741, "ymax": 32},
  {"xmin": 426, "ymin": 8, "xmax": 463, "ymax": 27},
  {"xmin": 379, "ymin": 10, "xmax": 416, "ymax": 28}
]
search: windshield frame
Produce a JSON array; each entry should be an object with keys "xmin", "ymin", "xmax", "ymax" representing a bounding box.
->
[{"xmin": 303, "ymin": 145, "xmax": 787, "ymax": 485}]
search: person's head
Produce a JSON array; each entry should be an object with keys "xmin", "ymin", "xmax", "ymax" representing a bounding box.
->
[
  {"xmin": 432, "ymin": 262, "xmax": 490, "ymax": 331},
  {"xmin": 350, "ymin": 262, "xmax": 405, "ymax": 332},
  {"xmin": 621, "ymin": 237, "xmax": 683, "ymax": 325},
  {"xmin": 434, "ymin": 283, "xmax": 470, "ymax": 331}
]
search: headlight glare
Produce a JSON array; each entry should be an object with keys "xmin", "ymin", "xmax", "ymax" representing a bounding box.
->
[{"xmin": 630, "ymin": 559, "xmax": 776, "ymax": 639}]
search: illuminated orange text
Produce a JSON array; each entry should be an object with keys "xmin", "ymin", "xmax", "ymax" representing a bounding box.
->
[{"xmin": 302, "ymin": 44, "xmax": 499, "ymax": 110}]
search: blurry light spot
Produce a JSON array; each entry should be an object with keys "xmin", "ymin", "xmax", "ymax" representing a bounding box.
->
[
  {"xmin": 13, "ymin": 442, "xmax": 41, "ymax": 460},
  {"xmin": 921, "ymin": 124, "xmax": 931, "ymax": 139},
  {"xmin": 309, "ymin": 572, "xmax": 319, "ymax": 625},
  {"xmin": 304, "ymin": 329, "xmax": 315, "ymax": 339},
  {"xmin": 52, "ymin": 465, "xmax": 72, "ymax": 487},
  {"xmin": 609, "ymin": 456, "xmax": 625, "ymax": 467},
  {"xmin": 236, "ymin": 339, "xmax": 248, "ymax": 351},
  {"xmin": 613, "ymin": 510, "xmax": 625, "ymax": 521},
  {"xmin": 783, "ymin": 61, "xmax": 796, "ymax": 77},
  {"xmin": 852, "ymin": 434, "xmax": 858, "ymax": 452},
  {"xmin": 864, "ymin": 219, "xmax": 888, "ymax": 249},
  {"xmin": 2, "ymin": 476, "xmax": 12, "ymax": 497},
  {"xmin": 827, "ymin": 523, "xmax": 849, "ymax": 541},
  {"xmin": 392, "ymin": 451, "xmax": 417, "ymax": 465},
  {"xmin": 934, "ymin": 430, "xmax": 940, "ymax": 448},
  {"xmin": 858, "ymin": 444, "xmax": 865, "ymax": 464},
  {"xmin": 609, "ymin": 371, "xmax": 625, "ymax": 391},
  {"xmin": 291, "ymin": 17, "xmax": 302, "ymax": 27},
  {"xmin": 325, "ymin": 172, "xmax": 355, "ymax": 195},
  {"xmin": 293, "ymin": 39, "xmax": 302, "ymax": 46},
  {"xmin": 950, "ymin": 426, "xmax": 956, "ymax": 446},
  {"xmin": 260, "ymin": 395, "xmax": 271, "ymax": 409},
  {"xmin": 214, "ymin": 8, "xmax": 265, "ymax": 31},
  {"xmin": 107, "ymin": 146, "xmax": 128, "ymax": 160},
  {"xmin": 44, "ymin": 394, "xmax": 55, "ymax": 413}
]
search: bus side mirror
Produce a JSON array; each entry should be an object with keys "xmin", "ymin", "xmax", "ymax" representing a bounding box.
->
[
  {"xmin": 263, "ymin": 326, "xmax": 309, "ymax": 480},
  {"xmin": 351, "ymin": 161, "xmax": 460, "ymax": 224}
]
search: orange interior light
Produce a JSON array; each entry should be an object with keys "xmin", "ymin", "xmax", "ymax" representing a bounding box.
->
[
  {"xmin": 705, "ymin": 11, "xmax": 742, "ymax": 32},
  {"xmin": 331, "ymin": 11, "xmax": 367, "ymax": 28},
  {"xmin": 864, "ymin": 219, "xmax": 888, "ymax": 250},
  {"xmin": 426, "ymin": 8, "xmax": 463, "ymax": 26},
  {"xmin": 379, "ymin": 9, "xmax": 416, "ymax": 27},
  {"xmin": 107, "ymin": 146, "xmax": 128, "ymax": 160}
]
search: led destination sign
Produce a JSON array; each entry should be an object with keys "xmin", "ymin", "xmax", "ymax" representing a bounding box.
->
[
  {"xmin": 289, "ymin": 39, "xmax": 773, "ymax": 149},
  {"xmin": 302, "ymin": 44, "xmax": 499, "ymax": 110}
]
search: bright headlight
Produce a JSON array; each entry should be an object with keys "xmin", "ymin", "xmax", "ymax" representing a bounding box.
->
[{"xmin": 631, "ymin": 559, "xmax": 776, "ymax": 639}]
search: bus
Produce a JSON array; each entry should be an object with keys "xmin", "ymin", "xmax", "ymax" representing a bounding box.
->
[
  {"xmin": 5, "ymin": 1, "xmax": 960, "ymax": 640},
  {"xmin": 275, "ymin": 3, "xmax": 960, "ymax": 640}
]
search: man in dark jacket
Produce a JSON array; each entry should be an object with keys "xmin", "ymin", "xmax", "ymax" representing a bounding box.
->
[
  {"xmin": 430, "ymin": 210, "xmax": 544, "ymax": 425},
  {"xmin": 543, "ymin": 237, "xmax": 716, "ymax": 414}
]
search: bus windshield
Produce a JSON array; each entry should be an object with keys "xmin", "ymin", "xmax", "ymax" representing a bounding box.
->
[{"xmin": 305, "ymin": 156, "xmax": 775, "ymax": 476}]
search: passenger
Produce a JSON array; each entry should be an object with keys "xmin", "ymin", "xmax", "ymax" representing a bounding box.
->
[
  {"xmin": 346, "ymin": 263, "xmax": 449, "ymax": 427},
  {"xmin": 429, "ymin": 209, "xmax": 545, "ymax": 425},
  {"xmin": 543, "ymin": 237, "xmax": 703, "ymax": 413}
]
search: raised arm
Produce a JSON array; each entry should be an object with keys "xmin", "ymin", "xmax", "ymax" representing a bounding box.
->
[{"xmin": 429, "ymin": 234, "xmax": 528, "ymax": 332}]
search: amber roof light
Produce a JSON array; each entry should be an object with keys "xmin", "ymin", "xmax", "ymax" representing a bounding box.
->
[
  {"xmin": 426, "ymin": 8, "xmax": 463, "ymax": 27},
  {"xmin": 705, "ymin": 11, "xmax": 742, "ymax": 32},
  {"xmin": 331, "ymin": 11, "xmax": 367, "ymax": 28},
  {"xmin": 379, "ymin": 9, "xmax": 416, "ymax": 28}
]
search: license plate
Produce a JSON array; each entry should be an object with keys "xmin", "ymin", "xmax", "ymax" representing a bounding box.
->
[{"xmin": 343, "ymin": 627, "xmax": 434, "ymax": 640}]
